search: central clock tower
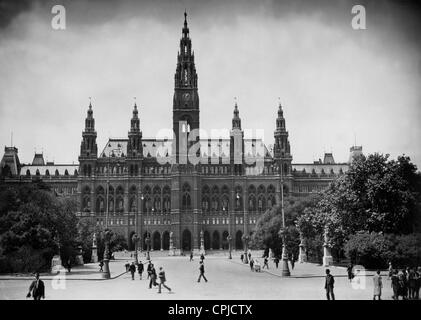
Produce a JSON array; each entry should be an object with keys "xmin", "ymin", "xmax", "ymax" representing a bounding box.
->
[{"xmin": 173, "ymin": 11, "xmax": 199, "ymax": 163}]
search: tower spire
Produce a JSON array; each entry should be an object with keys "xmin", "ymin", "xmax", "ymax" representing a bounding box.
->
[
  {"xmin": 79, "ymin": 99, "xmax": 98, "ymax": 159},
  {"xmin": 232, "ymin": 97, "xmax": 241, "ymax": 129},
  {"xmin": 274, "ymin": 99, "xmax": 291, "ymax": 161},
  {"xmin": 173, "ymin": 11, "xmax": 199, "ymax": 163},
  {"xmin": 183, "ymin": 9, "xmax": 189, "ymax": 38},
  {"xmin": 128, "ymin": 99, "xmax": 142, "ymax": 158},
  {"xmin": 130, "ymin": 99, "xmax": 140, "ymax": 132}
]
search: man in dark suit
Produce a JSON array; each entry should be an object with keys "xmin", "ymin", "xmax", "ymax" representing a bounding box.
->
[
  {"xmin": 129, "ymin": 262, "xmax": 136, "ymax": 280},
  {"xmin": 324, "ymin": 269, "xmax": 335, "ymax": 300},
  {"xmin": 197, "ymin": 261, "xmax": 208, "ymax": 282},
  {"xmin": 149, "ymin": 264, "xmax": 158, "ymax": 288},
  {"xmin": 27, "ymin": 273, "xmax": 45, "ymax": 300}
]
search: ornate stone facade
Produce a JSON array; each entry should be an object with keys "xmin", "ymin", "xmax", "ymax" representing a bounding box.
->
[{"xmin": 0, "ymin": 13, "xmax": 361, "ymax": 253}]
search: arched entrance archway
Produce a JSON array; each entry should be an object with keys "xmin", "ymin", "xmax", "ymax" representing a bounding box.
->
[
  {"xmin": 212, "ymin": 231, "xmax": 220, "ymax": 250},
  {"xmin": 222, "ymin": 231, "xmax": 229, "ymax": 250},
  {"xmin": 182, "ymin": 229, "xmax": 192, "ymax": 252},
  {"xmin": 235, "ymin": 230, "xmax": 243, "ymax": 250},
  {"xmin": 152, "ymin": 231, "xmax": 161, "ymax": 250},
  {"xmin": 162, "ymin": 231, "xmax": 170, "ymax": 250},
  {"xmin": 128, "ymin": 231, "xmax": 136, "ymax": 251},
  {"xmin": 204, "ymin": 231, "xmax": 211, "ymax": 250},
  {"xmin": 143, "ymin": 232, "xmax": 150, "ymax": 251}
]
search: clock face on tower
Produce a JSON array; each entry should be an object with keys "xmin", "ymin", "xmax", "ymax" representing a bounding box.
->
[{"xmin": 182, "ymin": 93, "xmax": 191, "ymax": 102}]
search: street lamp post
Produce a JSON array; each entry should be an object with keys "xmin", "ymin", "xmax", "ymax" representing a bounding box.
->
[
  {"xmin": 132, "ymin": 233, "xmax": 139, "ymax": 264},
  {"xmin": 227, "ymin": 234, "xmax": 232, "ymax": 259},
  {"xmin": 101, "ymin": 155, "xmax": 111, "ymax": 279},
  {"xmin": 280, "ymin": 160, "xmax": 290, "ymax": 277},
  {"xmin": 146, "ymin": 204, "xmax": 151, "ymax": 260},
  {"xmin": 140, "ymin": 193, "xmax": 144, "ymax": 253},
  {"xmin": 102, "ymin": 228, "xmax": 111, "ymax": 279},
  {"xmin": 237, "ymin": 192, "xmax": 249, "ymax": 264}
]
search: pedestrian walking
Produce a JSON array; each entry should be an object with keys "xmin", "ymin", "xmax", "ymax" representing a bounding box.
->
[
  {"xmin": 274, "ymin": 257, "xmax": 279, "ymax": 269},
  {"xmin": 200, "ymin": 253, "xmax": 205, "ymax": 263},
  {"xmin": 26, "ymin": 273, "xmax": 45, "ymax": 300},
  {"xmin": 147, "ymin": 261, "xmax": 153, "ymax": 280},
  {"xmin": 125, "ymin": 261, "xmax": 130, "ymax": 272},
  {"xmin": 290, "ymin": 254, "xmax": 295, "ymax": 270},
  {"xmin": 67, "ymin": 258, "xmax": 72, "ymax": 273},
  {"xmin": 250, "ymin": 258, "xmax": 254, "ymax": 271},
  {"xmin": 373, "ymin": 270, "xmax": 383, "ymax": 300},
  {"xmin": 157, "ymin": 267, "xmax": 172, "ymax": 293},
  {"xmin": 99, "ymin": 260, "xmax": 104, "ymax": 272},
  {"xmin": 398, "ymin": 269, "xmax": 408, "ymax": 300},
  {"xmin": 391, "ymin": 269, "xmax": 400, "ymax": 300},
  {"xmin": 347, "ymin": 263, "xmax": 354, "ymax": 282},
  {"xmin": 197, "ymin": 261, "xmax": 208, "ymax": 282},
  {"xmin": 408, "ymin": 267, "xmax": 418, "ymax": 299},
  {"xmin": 149, "ymin": 264, "xmax": 158, "ymax": 288},
  {"xmin": 416, "ymin": 267, "xmax": 421, "ymax": 300},
  {"xmin": 324, "ymin": 269, "xmax": 335, "ymax": 300},
  {"xmin": 137, "ymin": 261, "xmax": 144, "ymax": 280},
  {"xmin": 248, "ymin": 251, "xmax": 251, "ymax": 262},
  {"xmin": 263, "ymin": 257, "xmax": 269, "ymax": 269},
  {"xmin": 240, "ymin": 254, "xmax": 244, "ymax": 263},
  {"xmin": 190, "ymin": 251, "xmax": 194, "ymax": 262},
  {"xmin": 129, "ymin": 262, "xmax": 136, "ymax": 280}
]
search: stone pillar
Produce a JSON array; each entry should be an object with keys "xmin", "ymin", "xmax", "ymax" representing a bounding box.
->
[
  {"xmin": 91, "ymin": 232, "xmax": 98, "ymax": 263},
  {"xmin": 168, "ymin": 231, "xmax": 176, "ymax": 256},
  {"xmin": 322, "ymin": 227, "xmax": 333, "ymax": 267},
  {"xmin": 51, "ymin": 255, "xmax": 63, "ymax": 273},
  {"xmin": 75, "ymin": 245, "xmax": 84, "ymax": 265},
  {"xmin": 298, "ymin": 235, "xmax": 307, "ymax": 263},
  {"xmin": 199, "ymin": 230, "xmax": 205, "ymax": 255}
]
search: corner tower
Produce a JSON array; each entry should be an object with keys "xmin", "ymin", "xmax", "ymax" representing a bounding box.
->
[
  {"xmin": 274, "ymin": 101, "xmax": 292, "ymax": 176},
  {"xmin": 79, "ymin": 101, "xmax": 98, "ymax": 176}
]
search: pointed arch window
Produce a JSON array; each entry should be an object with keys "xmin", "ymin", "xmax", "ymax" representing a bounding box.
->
[{"xmin": 182, "ymin": 183, "xmax": 191, "ymax": 210}]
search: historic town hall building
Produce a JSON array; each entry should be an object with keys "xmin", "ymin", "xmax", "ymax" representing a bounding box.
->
[{"xmin": 0, "ymin": 13, "xmax": 362, "ymax": 254}]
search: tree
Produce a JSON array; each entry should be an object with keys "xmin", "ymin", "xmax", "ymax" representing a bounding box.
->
[
  {"xmin": 0, "ymin": 183, "xmax": 79, "ymax": 272},
  {"xmin": 331, "ymin": 154, "xmax": 421, "ymax": 234},
  {"xmin": 251, "ymin": 195, "xmax": 319, "ymax": 258},
  {"xmin": 297, "ymin": 153, "xmax": 421, "ymax": 267},
  {"xmin": 344, "ymin": 231, "xmax": 421, "ymax": 268}
]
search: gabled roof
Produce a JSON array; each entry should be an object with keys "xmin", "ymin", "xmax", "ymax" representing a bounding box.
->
[
  {"xmin": 32, "ymin": 153, "xmax": 45, "ymax": 165},
  {"xmin": 99, "ymin": 137, "xmax": 274, "ymax": 162}
]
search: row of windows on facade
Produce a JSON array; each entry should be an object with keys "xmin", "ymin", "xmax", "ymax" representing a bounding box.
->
[
  {"xmin": 292, "ymin": 184, "xmax": 327, "ymax": 193},
  {"xmin": 293, "ymin": 168, "xmax": 344, "ymax": 175},
  {"xmin": 26, "ymin": 165, "xmax": 344, "ymax": 178},
  {"xmin": 95, "ymin": 217, "xmax": 256, "ymax": 226},
  {"xmin": 25, "ymin": 169, "xmax": 78, "ymax": 177},
  {"xmin": 82, "ymin": 195, "xmax": 276, "ymax": 213},
  {"xmin": 81, "ymin": 164, "xmax": 288, "ymax": 177},
  {"xmin": 81, "ymin": 183, "xmax": 279, "ymax": 213},
  {"xmin": 54, "ymin": 187, "xmax": 77, "ymax": 195}
]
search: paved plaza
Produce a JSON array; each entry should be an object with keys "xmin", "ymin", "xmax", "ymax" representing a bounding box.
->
[{"xmin": 0, "ymin": 251, "xmax": 393, "ymax": 300}]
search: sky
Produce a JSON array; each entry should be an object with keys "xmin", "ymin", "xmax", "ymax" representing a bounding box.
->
[{"xmin": 0, "ymin": 0, "xmax": 420, "ymax": 167}]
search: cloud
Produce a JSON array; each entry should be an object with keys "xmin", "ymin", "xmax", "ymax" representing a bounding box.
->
[{"xmin": 0, "ymin": 0, "xmax": 420, "ymax": 168}]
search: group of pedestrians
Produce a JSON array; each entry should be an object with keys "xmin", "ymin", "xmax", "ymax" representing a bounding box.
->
[
  {"xmin": 123, "ymin": 259, "xmax": 172, "ymax": 294},
  {"xmin": 390, "ymin": 266, "xmax": 421, "ymax": 300},
  {"xmin": 246, "ymin": 252, "xmax": 295, "ymax": 272}
]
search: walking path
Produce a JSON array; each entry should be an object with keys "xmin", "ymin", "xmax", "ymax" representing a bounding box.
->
[{"xmin": 0, "ymin": 250, "xmax": 394, "ymax": 300}]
